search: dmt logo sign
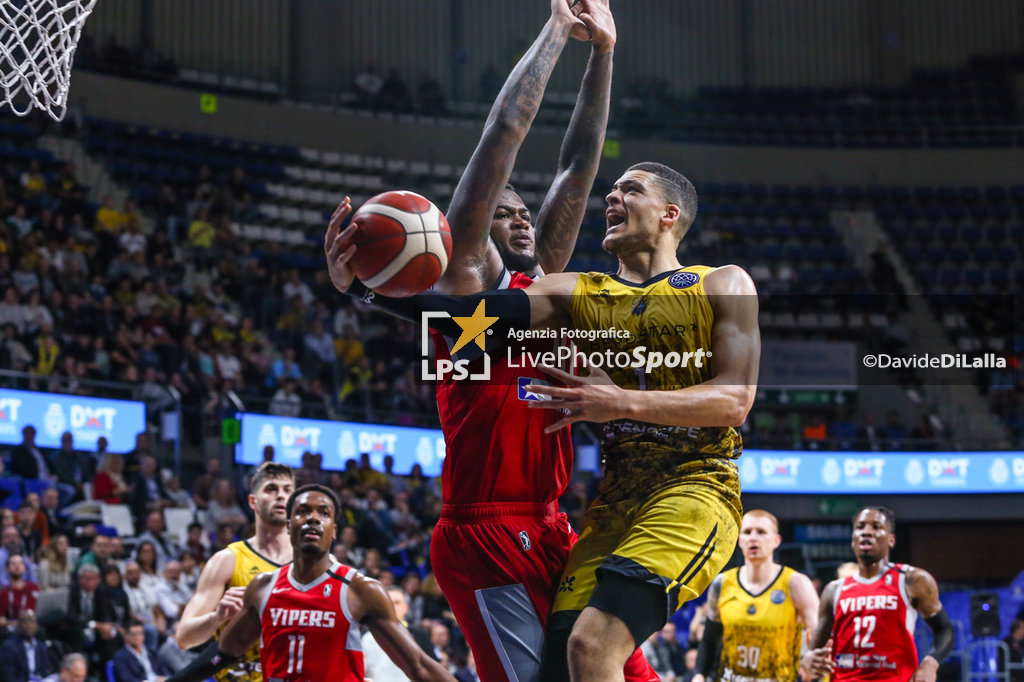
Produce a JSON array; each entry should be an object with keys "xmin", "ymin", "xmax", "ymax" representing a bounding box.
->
[
  {"xmin": 71, "ymin": 405, "xmax": 116, "ymax": 430},
  {"xmin": 421, "ymin": 301, "xmax": 494, "ymax": 381},
  {"xmin": 281, "ymin": 426, "xmax": 321, "ymax": 450},
  {"xmin": 359, "ymin": 431, "xmax": 397, "ymax": 455},
  {"xmin": 843, "ymin": 458, "xmax": 885, "ymax": 486},
  {"xmin": 927, "ymin": 457, "xmax": 968, "ymax": 486},
  {"xmin": 761, "ymin": 457, "xmax": 800, "ymax": 485},
  {"xmin": 0, "ymin": 398, "xmax": 21, "ymax": 435}
]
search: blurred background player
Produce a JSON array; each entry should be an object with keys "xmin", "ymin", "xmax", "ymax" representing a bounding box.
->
[
  {"xmin": 328, "ymin": 1, "xmax": 654, "ymax": 680},
  {"xmin": 174, "ymin": 463, "xmax": 294, "ymax": 682},
  {"xmin": 693, "ymin": 509, "xmax": 819, "ymax": 682},
  {"xmin": 802, "ymin": 507, "xmax": 955, "ymax": 682},
  {"xmin": 168, "ymin": 484, "xmax": 456, "ymax": 682}
]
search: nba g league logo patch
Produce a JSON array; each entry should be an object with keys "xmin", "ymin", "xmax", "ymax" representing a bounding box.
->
[
  {"xmin": 518, "ymin": 531, "xmax": 531, "ymax": 551},
  {"xmin": 324, "ymin": 584, "xmax": 332, "ymax": 598},
  {"xmin": 668, "ymin": 272, "xmax": 700, "ymax": 289}
]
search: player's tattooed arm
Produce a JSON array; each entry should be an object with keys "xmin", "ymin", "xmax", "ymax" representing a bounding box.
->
[
  {"xmin": 907, "ymin": 567, "xmax": 948, "ymax": 682},
  {"xmin": 534, "ymin": 0, "xmax": 615, "ymax": 276},
  {"xmin": 800, "ymin": 580, "xmax": 838, "ymax": 680},
  {"xmin": 693, "ymin": 575, "xmax": 724, "ymax": 682},
  {"xmin": 705, "ymin": 573, "xmax": 723, "ymax": 621},
  {"xmin": 906, "ymin": 567, "xmax": 942, "ymax": 618},
  {"xmin": 440, "ymin": 0, "xmax": 585, "ymax": 294},
  {"xmin": 351, "ymin": 576, "xmax": 457, "ymax": 682}
]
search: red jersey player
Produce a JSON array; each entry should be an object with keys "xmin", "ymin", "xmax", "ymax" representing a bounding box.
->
[
  {"xmin": 327, "ymin": 2, "xmax": 655, "ymax": 681},
  {"xmin": 802, "ymin": 507, "xmax": 955, "ymax": 682},
  {"xmin": 167, "ymin": 485, "xmax": 455, "ymax": 682}
]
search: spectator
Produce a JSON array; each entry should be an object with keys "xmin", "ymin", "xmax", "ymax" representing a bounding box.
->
[
  {"xmin": 103, "ymin": 563, "xmax": 132, "ymax": 631},
  {"xmin": 40, "ymin": 652, "xmax": 88, "ymax": 682},
  {"xmin": 135, "ymin": 513, "xmax": 179, "ymax": 571},
  {"xmin": 50, "ymin": 431, "xmax": 91, "ymax": 502},
  {"xmin": 37, "ymin": 532, "xmax": 72, "ymax": 589},
  {"xmin": 268, "ymin": 347, "xmax": 302, "ymax": 388},
  {"xmin": 181, "ymin": 523, "xmax": 207, "ymax": 564},
  {"xmin": 94, "ymin": 452, "xmax": 131, "ymax": 503},
  {"xmin": 428, "ymin": 622, "xmax": 450, "ymax": 663},
  {"xmin": 163, "ymin": 474, "xmax": 193, "ymax": 511},
  {"xmin": 883, "ymin": 409, "xmax": 910, "ymax": 450},
  {"xmin": 0, "ymin": 554, "xmax": 38, "ymax": 629},
  {"xmin": 65, "ymin": 563, "xmax": 117, "ymax": 657},
  {"xmin": 203, "ymin": 480, "xmax": 248, "ymax": 535},
  {"xmin": 128, "ymin": 456, "xmax": 172, "ymax": 524},
  {"xmin": 153, "ymin": 560, "xmax": 192, "ymax": 624},
  {"xmin": 14, "ymin": 501, "xmax": 42, "ymax": 559},
  {"xmin": 9, "ymin": 425, "xmax": 53, "ymax": 481},
  {"xmin": 190, "ymin": 458, "xmax": 220, "ymax": 510},
  {"xmin": 332, "ymin": 525, "xmax": 365, "ymax": 568},
  {"xmin": 361, "ymin": 585, "xmax": 423, "ymax": 682},
  {"xmin": 76, "ymin": 532, "xmax": 114, "ymax": 574},
  {"xmin": 268, "ymin": 377, "xmax": 302, "ymax": 417},
  {"xmin": 39, "ymin": 487, "xmax": 71, "ymax": 538},
  {"xmin": 123, "ymin": 561, "xmax": 164, "ymax": 639},
  {"xmin": 0, "ymin": 611, "xmax": 52, "ymax": 682},
  {"xmin": 112, "ymin": 619, "xmax": 169, "ymax": 682},
  {"xmin": 0, "ymin": 525, "xmax": 36, "ymax": 587},
  {"xmin": 281, "ymin": 269, "xmax": 314, "ymax": 307}
]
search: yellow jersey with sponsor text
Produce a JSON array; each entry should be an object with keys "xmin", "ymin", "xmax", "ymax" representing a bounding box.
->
[
  {"xmin": 569, "ymin": 267, "xmax": 743, "ymax": 502},
  {"xmin": 214, "ymin": 540, "xmax": 283, "ymax": 682},
  {"xmin": 719, "ymin": 566, "xmax": 803, "ymax": 682}
]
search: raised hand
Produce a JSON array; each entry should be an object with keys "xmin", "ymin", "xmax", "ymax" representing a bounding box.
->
[
  {"xmin": 552, "ymin": 0, "xmax": 589, "ymax": 41},
  {"xmin": 324, "ymin": 197, "xmax": 359, "ymax": 293},
  {"xmin": 574, "ymin": 0, "xmax": 616, "ymax": 52}
]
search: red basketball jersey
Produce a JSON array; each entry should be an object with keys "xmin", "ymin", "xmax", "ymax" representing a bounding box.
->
[
  {"xmin": 259, "ymin": 563, "xmax": 363, "ymax": 682},
  {"xmin": 832, "ymin": 563, "xmax": 919, "ymax": 682},
  {"xmin": 432, "ymin": 270, "xmax": 572, "ymax": 504}
]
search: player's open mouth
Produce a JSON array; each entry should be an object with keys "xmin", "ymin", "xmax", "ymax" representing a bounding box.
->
[
  {"xmin": 301, "ymin": 527, "xmax": 322, "ymax": 540},
  {"xmin": 512, "ymin": 236, "xmax": 532, "ymax": 247},
  {"xmin": 274, "ymin": 506, "xmax": 287, "ymax": 514},
  {"xmin": 858, "ymin": 539, "xmax": 874, "ymax": 548},
  {"xmin": 606, "ymin": 210, "xmax": 625, "ymax": 227}
]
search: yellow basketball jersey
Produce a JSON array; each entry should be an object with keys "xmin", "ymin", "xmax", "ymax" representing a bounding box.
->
[
  {"xmin": 718, "ymin": 566, "xmax": 803, "ymax": 682},
  {"xmin": 569, "ymin": 267, "xmax": 742, "ymax": 493},
  {"xmin": 214, "ymin": 540, "xmax": 284, "ymax": 682}
]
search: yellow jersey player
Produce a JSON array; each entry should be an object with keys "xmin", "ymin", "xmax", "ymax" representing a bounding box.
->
[
  {"xmin": 694, "ymin": 510, "xmax": 819, "ymax": 682},
  {"xmin": 324, "ymin": 160, "xmax": 761, "ymax": 681},
  {"xmin": 175, "ymin": 463, "xmax": 294, "ymax": 682}
]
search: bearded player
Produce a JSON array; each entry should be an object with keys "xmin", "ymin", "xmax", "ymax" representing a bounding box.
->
[
  {"xmin": 167, "ymin": 485, "xmax": 455, "ymax": 682},
  {"xmin": 802, "ymin": 507, "xmax": 955, "ymax": 682},
  {"xmin": 693, "ymin": 510, "xmax": 819, "ymax": 682},
  {"xmin": 175, "ymin": 463, "xmax": 295, "ymax": 682},
  {"xmin": 328, "ymin": 1, "xmax": 654, "ymax": 680}
]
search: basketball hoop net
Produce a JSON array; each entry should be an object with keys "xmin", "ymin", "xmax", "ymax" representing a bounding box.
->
[{"xmin": 0, "ymin": 0, "xmax": 97, "ymax": 121}]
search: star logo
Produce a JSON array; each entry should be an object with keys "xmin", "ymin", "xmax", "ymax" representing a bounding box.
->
[{"xmin": 450, "ymin": 300, "xmax": 498, "ymax": 354}]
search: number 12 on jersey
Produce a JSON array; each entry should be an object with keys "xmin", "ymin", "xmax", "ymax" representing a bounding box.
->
[{"xmin": 853, "ymin": 615, "xmax": 876, "ymax": 648}]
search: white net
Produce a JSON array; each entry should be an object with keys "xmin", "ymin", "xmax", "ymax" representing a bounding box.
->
[{"xmin": 0, "ymin": 0, "xmax": 97, "ymax": 121}]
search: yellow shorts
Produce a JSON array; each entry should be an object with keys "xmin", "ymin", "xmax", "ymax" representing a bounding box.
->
[{"xmin": 552, "ymin": 457, "xmax": 741, "ymax": 620}]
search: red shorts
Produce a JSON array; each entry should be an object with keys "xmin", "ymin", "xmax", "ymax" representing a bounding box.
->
[{"xmin": 431, "ymin": 502, "xmax": 658, "ymax": 682}]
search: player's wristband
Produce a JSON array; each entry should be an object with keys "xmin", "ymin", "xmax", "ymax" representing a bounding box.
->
[
  {"xmin": 924, "ymin": 607, "xmax": 955, "ymax": 663},
  {"xmin": 166, "ymin": 639, "xmax": 240, "ymax": 682},
  {"xmin": 696, "ymin": 618, "xmax": 724, "ymax": 678}
]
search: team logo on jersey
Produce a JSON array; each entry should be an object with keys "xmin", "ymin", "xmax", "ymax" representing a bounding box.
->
[
  {"xmin": 770, "ymin": 589, "xmax": 786, "ymax": 604},
  {"xmin": 518, "ymin": 531, "xmax": 532, "ymax": 551},
  {"xmin": 885, "ymin": 574, "xmax": 892, "ymax": 585},
  {"xmin": 747, "ymin": 604, "xmax": 757, "ymax": 615},
  {"xmin": 518, "ymin": 377, "xmax": 552, "ymax": 401},
  {"xmin": 324, "ymin": 584, "xmax": 332, "ymax": 598},
  {"xmin": 558, "ymin": 576, "xmax": 575, "ymax": 593},
  {"xmin": 631, "ymin": 296, "xmax": 647, "ymax": 315},
  {"xmin": 668, "ymin": 272, "xmax": 700, "ymax": 289}
]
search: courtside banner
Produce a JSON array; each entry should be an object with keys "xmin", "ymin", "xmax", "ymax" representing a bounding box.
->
[
  {"xmin": 0, "ymin": 388, "xmax": 146, "ymax": 452},
  {"xmin": 236, "ymin": 412, "xmax": 446, "ymax": 476},
  {"xmin": 739, "ymin": 450, "xmax": 1024, "ymax": 494}
]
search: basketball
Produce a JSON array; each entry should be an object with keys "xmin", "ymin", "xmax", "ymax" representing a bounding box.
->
[{"xmin": 349, "ymin": 190, "xmax": 453, "ymax": 297}]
